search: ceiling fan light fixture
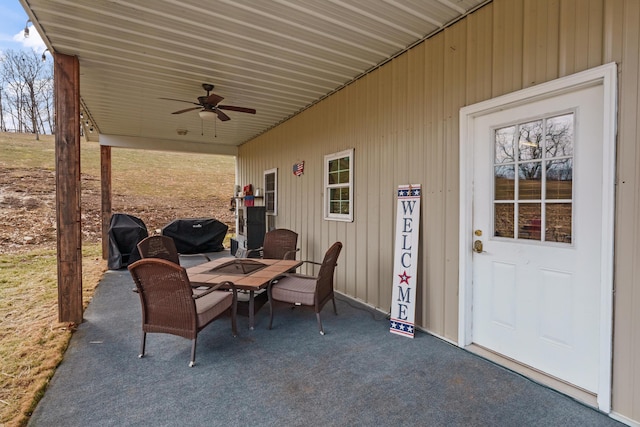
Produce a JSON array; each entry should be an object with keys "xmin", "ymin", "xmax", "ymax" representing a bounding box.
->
[{"xmin": 198, "ymin": 109, "xmax": 217, "ymax": 120}]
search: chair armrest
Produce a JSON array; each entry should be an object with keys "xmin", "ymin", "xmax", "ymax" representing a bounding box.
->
[
  {"xmin": 294, "ymin": 259, "xmax": 338, "ymax": 275},
  {"xmin": 244, "ymin": 247, "xmax": 264, "ymax": 258},
  {"xmin": 298, "ymin": 260, "xmax": 322, "ymax": 274},
  {"xmin": 283, "ymin": 248, "xmax": 301, "ymax": 260},
  {"xmin": 268, "ymin": 272, "xmax": 317, "ymax": 284},
  {"xmin": 192, "ymin": 281, "xmax": 237, "ymax": 299}
]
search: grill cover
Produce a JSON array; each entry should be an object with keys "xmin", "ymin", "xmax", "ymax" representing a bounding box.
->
[
  {"xmin": 107, "ymin": 213, "xmax": 148, "ymax": 270},
  {"xmin": 161, "ymin": 218, "xmax": 228, "ymax": 254}
]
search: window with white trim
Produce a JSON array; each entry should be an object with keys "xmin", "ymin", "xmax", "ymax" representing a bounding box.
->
[
  {"xmin": 324, "ymin": 148, "xmax": 353, "ymax": 222},
  {"xmin": 264, "ymin": 168, "xmax": 277, "ymax": 216},
  {"xmin": 264, "ymin": 168, "xmax": 277, "ymax": 231}
]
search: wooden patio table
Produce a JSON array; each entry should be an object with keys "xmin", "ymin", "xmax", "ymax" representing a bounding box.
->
[{"xmin": 186, "ymin": 257, "xmax": 302, "ymax": 329}]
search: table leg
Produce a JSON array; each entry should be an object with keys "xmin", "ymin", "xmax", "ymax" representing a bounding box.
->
[{"xmin": 248, "ymin": 290, "xmax": 255, "ymax": 330}]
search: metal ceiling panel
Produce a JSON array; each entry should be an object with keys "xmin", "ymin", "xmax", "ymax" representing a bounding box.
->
[{"xmin": 21, "ymin": 0, "xmax": 489, "ymax": 153}]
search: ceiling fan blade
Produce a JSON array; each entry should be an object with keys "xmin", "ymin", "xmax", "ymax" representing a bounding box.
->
[
  {"xmin": 159, "ymin": 97, "xmax": 199, "ymax": 105},
  {"xmin": 215, "ymin": 109, "xmax": 231, "ymax": 121},
  {"xmin": 205, "ymin": 93, "xmax": 224, "ymax": 106},
  {"xmin": 171, "ymin": 106, "xmax": 202, "ymax": 114},
  {"xmin": 217, "ymin": 105, "xmax": 256, "ymax": 114}
]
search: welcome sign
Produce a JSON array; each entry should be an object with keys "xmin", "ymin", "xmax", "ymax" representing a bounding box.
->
[{"xmin": 390, "ymin": 184, "xmax": 421, "ymax": 338}]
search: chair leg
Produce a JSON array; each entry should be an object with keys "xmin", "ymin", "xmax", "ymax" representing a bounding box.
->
[
  {"xmin": 267, "ymin": 289, "xmax": 274, "ymax": 330},
  {"xmin": 231, "ymin": 306, "xmax": 238, "ymax": 337},
  {"xmin": 316, "ymin": 312, "xmax": 325, "ymax": 335},
  {"xmin": 189, "ymin": 338, "xmax": 197, "ymax": 367},
  {"xmin": 138, "ymin": 332, "xmax": 146, "ymax": 358},
  {"xmin": 332, "ymin": 296, "xmax": 337, "ymax": 315}
]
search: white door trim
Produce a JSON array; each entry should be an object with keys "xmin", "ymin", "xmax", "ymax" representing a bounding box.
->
[{"xmin": 458, "ymin": 62, "xmax": 617, "ymax": 412}]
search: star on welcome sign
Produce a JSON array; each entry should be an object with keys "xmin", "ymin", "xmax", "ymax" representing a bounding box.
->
[
  {"xmin": 390, "ymin": 320, "xmax": 414, "ymax": 334},
  {"xmin": 397, "ymin": 188, "xmax": 421, "ymax": 197},
  {"xmin": 398, "ymin": 271, "xmax": 411, "ymax": 284}
]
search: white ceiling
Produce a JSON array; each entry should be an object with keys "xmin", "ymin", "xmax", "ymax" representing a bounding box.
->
[{"xmin": 21, "ymin": 0, "xmax": 489, "ymax": 155}]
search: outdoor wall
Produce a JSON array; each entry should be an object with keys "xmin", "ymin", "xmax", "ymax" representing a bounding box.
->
[{"xmin": 238, "ymin": 0, "xmax": 640, "ymax": 422}]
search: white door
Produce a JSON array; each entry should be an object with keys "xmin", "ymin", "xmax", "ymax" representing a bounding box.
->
[
  {"xmin": 460, "ymin": 64, "xmax": 616, "ymax": 410},
  {"xmin": 468, "ymin": 82, "xmax": 614, "ymax": 400}
]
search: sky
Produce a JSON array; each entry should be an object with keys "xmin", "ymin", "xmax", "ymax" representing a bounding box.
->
[{"xmin": 0, "ymin": 0, "xmax": 47, "ymax": 54}]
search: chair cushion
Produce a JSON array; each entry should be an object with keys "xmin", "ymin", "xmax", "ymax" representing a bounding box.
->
[
  {"xmin": 271, "ymin": 275, "xmax": 316, "ymax": 306},
  {"xmin": 195, "ymin": 291, "xmax": 233, "ymax": 326}
]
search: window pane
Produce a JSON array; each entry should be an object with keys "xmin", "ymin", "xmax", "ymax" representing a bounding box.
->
[
  {"xmin": 329, "ymin": 159, "xmax": 339, "ymax": 172},
  {"xmin": 518, "ymin": 162, "xmax": 542, "ymax": 200},
  {"xmin": 338, "ymin": 170, "xmax": 350, "ymax": 184},
  {"xmin": 266, "ymin": 194, "xmax": 275, "ymax": 212},
  {"xmin": 495, "ymin": 126, "xmax": 515, "ymax": 163},
  {"xmin": 495, "ymin": 165, "xmax": 515, "ymax": 200},
  {"xmin": 545, "ymin": 113, "xmax": 574, "ymax": 157},
  {"xmin": 265, "ymin": 173, "xmax": 275, "ymax": 191},
  {"xmin": 329, "ymin": 187, "xmax": 350, "ymax": 215},
  {"xmin": 338, "ymin": 156, "xmax": 350, "ymax": 170},
  {"xmin": 518, "ymin": 120, "xmax": 543, "ymax": 161},
  {"xmin": 267, "ymin": 215, "xmax": 276, "ymax": 232},
  {"xmin": 546, "ymin": 159, "xmax": 572, "ymax": 199},
  {"xmin": 328, "ymin": 171, "xmax": 339, "ymax": 185},
  {"xmin": 494, "ymin": 203, "xmax": 514, "ymax": 238},
  {"xmin": 546, "ymin": 203, "xmax": 572, "ymax": 243},
  {"xmin": 518, "ymin": 203, "xmax": 542, "ymax": 240}
]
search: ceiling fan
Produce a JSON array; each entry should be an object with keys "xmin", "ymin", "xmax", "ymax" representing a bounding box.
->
[{"xmin": 160, "ymin": 83, "xmax": 256, "ymax": 121}]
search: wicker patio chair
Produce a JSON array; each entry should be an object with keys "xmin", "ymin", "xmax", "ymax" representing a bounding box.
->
[
  {"xmin": 245, "ymin": 228, "xmax": 299, "ymax": 260},
  {"xmin": 137, "ymin": 235, "xmax": 181, "ymax": 264},
  {"xmin": 128, "ymin": 258, "xmax": 238, "ymax": 367},
  {"xmin": 138, "ymin": 235, "xmax": 210, "ymax": 265},
  {"xmin": 267, "ymin": 241, "xmax": 342, "ymax": 335}
]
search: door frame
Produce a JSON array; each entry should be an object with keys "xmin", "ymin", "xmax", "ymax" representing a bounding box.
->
[{"xmin": 458, "ymin": 63, "xmax": 617, "ymax": 412}]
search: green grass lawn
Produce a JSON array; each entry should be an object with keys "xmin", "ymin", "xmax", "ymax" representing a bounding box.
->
[{"xmin": 0, "ymin": 132, "xmax": 236, "ymax": 426}]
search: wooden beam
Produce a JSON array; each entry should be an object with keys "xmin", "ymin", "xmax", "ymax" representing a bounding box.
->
[
  {"xmin": 100, "ymin": 145, "xmax": 112, "ymax": 259},
  {"xmin": 54, "ymin": 53, "xmax": 83, "ymax": 324}
]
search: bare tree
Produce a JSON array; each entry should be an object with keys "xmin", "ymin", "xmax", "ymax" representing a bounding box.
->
[
  {"xmin": 0, "ymin": 86, "xmax": 5, "ymax": 131},
  {"xmin": 494, "ymin": 115, "xmax": 573, "ymax": 181},
  {"xmin": 0, "ymin": 49, "xmax": 54, "ymax": 136}
]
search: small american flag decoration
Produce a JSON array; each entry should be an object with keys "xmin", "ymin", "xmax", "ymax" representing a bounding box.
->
[{"xmin": 293, "ymin": 161, "xmax": 304, "ymax": 176}]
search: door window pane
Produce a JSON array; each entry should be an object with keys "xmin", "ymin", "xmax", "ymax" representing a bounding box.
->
[
  {"xmin": 495, "ymin": 126, "xmax": 516, "ymax": 163},
  {"xmin": 546, "ymin": 203, "xmax": 572, "ymax": 243},
  {"xmin": 494, "ymin": 203, "xmax": 514, "ymax": 238},
  {"xmin": 546, "ymin": 159, "xmax": 572, "ymax": 199},
  {"xmin": 518, "ymin": 162, "xmax": 542, "ymax": 200},
  {"xmin": 518, "ymin": 203, "xmax": 542, "ymax": 240},
  {"xmin": 495, "ymin": 165, "xmax": 515, "ymax": 200},
  {"xmin": 518, "ymin": 120, "xmax": 543, "ymax": 161},
  {"xmin": 492, "ymin": 113, "xmax": 574, "ymax": 244},
  {"xmin": 545, "ymin": 113, "xmax": 574, "ymax": 157}
]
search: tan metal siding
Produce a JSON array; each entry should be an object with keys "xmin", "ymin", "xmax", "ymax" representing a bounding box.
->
[
  {"xmin": 607, "ymin": 0, "xmax": 640, "ymax": 421},
  {"xmin": 491, "ymin": 0, "xmax": 524, "ymax": 96},
  {"xmin": 238, "ymin": 0, "xmax": 640, "ymax": 420},
  {"xmin": 522, "ymin": 0, "xmax": 560, "ymax": 87}
]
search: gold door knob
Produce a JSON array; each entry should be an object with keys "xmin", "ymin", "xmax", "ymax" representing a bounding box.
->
[{"xmin": 473, "ymin": 240, "xmax": 483, "ymax": 253}]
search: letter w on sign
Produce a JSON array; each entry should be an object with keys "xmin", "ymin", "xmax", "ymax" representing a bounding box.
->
[{"xmin": 390, "ymin": 184, "xmax": 421, "ymax": 338}]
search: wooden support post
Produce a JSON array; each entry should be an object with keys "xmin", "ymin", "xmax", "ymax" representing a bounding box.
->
[
  {"xmin": 101, "ymin": 145, "xmax": 112, "ymax": 260},
  {"xmin": 54, "ymin": 53, "xmax": 83, "ymax": 324}
]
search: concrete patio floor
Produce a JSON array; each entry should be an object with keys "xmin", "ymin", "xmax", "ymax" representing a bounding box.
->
[{"xmin": 27, "ymin": 251, "xmax": 623, "ymax": 426}]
